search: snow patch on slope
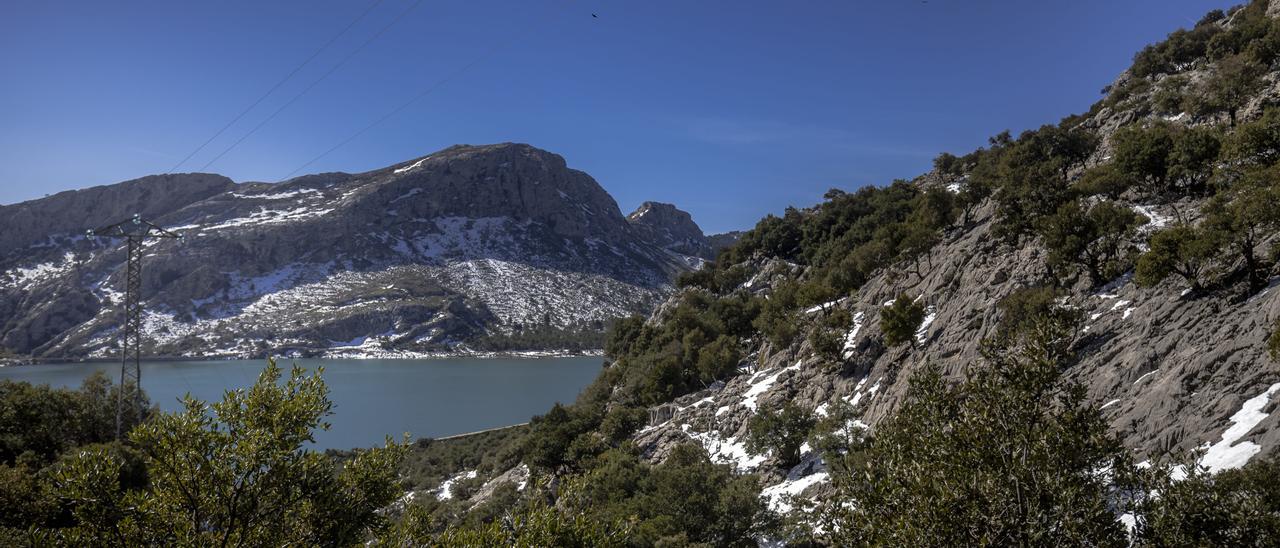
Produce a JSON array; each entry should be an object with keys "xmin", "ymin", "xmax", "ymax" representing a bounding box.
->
[{"xmin": 1200, "ymin": 383, "xmax": 1280, "ymax": 473}]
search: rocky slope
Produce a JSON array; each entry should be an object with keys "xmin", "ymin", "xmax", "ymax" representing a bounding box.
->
[
  {"xmin": 0, "ymin": 143, "xmax": 716, "ymax": 359},
  {"xmin": 616, "ymin": 2, "xmax": 1280, "ymax": 518},
  {"xmin": 626, "ymin": 201, "xmax": 738, "ymax": 260}
]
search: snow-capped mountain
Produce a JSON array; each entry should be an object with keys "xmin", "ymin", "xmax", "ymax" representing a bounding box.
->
[{"xmin": 0, "ymin": 143, "xmax": 717, "ymax": 359}]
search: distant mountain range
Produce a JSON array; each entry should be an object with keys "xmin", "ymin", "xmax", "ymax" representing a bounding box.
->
[{"xmin": 0, "ymin": 143, "xmax": 738, "ymax": 359}]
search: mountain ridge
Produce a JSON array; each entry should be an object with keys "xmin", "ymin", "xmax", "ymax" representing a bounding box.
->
[{"xmin": 0, "ymin": 143, "xmax": 726, "ymax": 359}]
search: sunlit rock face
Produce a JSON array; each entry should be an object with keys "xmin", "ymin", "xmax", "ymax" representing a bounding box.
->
[{"xmin": 0, "ymin": 143, "xmax": 708, "ymax": 359}]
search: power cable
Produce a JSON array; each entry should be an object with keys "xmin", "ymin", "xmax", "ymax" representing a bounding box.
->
[
  {"xmin": 166, "ymin": 0, "xmax": 386, "ymax": 173},
  {"xmin": 198, "ymin": 0, "xmax": 426, "ymax": 172},
  {"xmin": 281, "ymin": 0, "xmax": 580, "ymax": 179}
]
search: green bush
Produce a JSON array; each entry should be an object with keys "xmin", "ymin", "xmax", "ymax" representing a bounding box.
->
[
  {"xmin": 0, "ymin": 371, "xmax": 150, "ymax": 467},
  {"xmin": 1038, "ymin": 198, "xmax": 1146, "ymax": 286},
  {"xmin": 1201, "ymin": 164, "xmax": 1280, "ymax": 291},
  {"xmin": 1075, "ymin": 164, "xmax": 1133, "ymax": 199},
  {"xmin": 45, "ymin": 360, "xmax": 407, "ymax": 545},
  {"xmin": 816, "ymin": 312, "xmax": 1137, "ymax": 546},
  {"xmin": 880, "ymin": 294, "xmax": 925, "ymax": 347},
  {"xmin": 1136, "ymin": 456, "xmax": 1280, "ymax": 545},
  {"xmin": 1136, "ymin": 224, "xmax": 1223, "ymax": 291},
  {"xmin": 746, "ymin": 402, "xmax": 817, "ymax": 469}
]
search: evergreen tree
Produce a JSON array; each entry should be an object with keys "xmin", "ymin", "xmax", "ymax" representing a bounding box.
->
[
  {"xmin": 1038, "ymin": 198, "xmax": 1146, "ymax": 286},
  {"xmin": 1202, "ymin": 53, "xmax": 1266, "ymax": 126},
  {"xmin": 880, "ymin": 294, "xmax": 925, "ymax": 347},
  {"xmin": 816, "ymin": 306, "xmax": 1136, "ymax": 547},
  {"xmin": 46, "ymin": 360, "xmax": 407, "ymax": 545},
  {"xmin": 746, "ymin": 402, "xmax": 817, "ymax": 469},
  {"xmin": 1201, "ymin": 164, "xmax": 1280, "ymax": 291},
  {"xmin": 1136, "ymin": 224, "xmax": 1223, "ymax": 292}
]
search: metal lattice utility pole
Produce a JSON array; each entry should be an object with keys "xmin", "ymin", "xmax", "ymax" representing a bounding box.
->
[{"xmin": 88, "ymin": 214, "xmax": 183, "ymax": 439}]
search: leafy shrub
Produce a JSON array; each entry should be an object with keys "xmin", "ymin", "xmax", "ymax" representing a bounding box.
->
[
  {"xmin": 47, "ymin": 360, "xmax": 407, "ymax": 545},
  {"xmin": 880, "ymin": 294, "xmax": 925, "ymax": 347},
  {"xmin": 1038, "ymin": 198, "xmax": 1146, "ymax": 286},
  {"xmin": 0, "ymin": 371, "xmax": 150, "ymax": 466},
  {"xmin": 1075, "ymin": 164, "xmax": 1133, "ymax": 199},
  {"xmin": 816, "ymin": 313, "xmax": 1137, "ymax": 546},
  {"xmin": 1136, "ymin": 224, "xmax": 1223, "ymax": 291},
  {"xmin": 746, "ymin": 402, "xmax": 817, "ymax": 469},
  {"xmin": 1136, "ymin": 456, "xmax": 1280, "ymax": 545}
]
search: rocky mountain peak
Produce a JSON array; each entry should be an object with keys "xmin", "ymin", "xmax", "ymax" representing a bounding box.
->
[
  {"xmin": 626, "ymin": 201, "xmax": 716, "ymax": 259},
  {"xmin": 0, "ymin": 144, "xmax": 718, "ymax": 359},
  {"xmin": 354, "ymin": 143, "xmax": 631, "ymax": 241}
]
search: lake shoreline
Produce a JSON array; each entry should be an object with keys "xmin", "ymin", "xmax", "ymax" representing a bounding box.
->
[
  {"xmin": 0, "ymin": 356, "xmax": 603, "ymax": 449},
  {"xmin": 0, "ymin": 348, "xmax": 605, "ymax": 367}
]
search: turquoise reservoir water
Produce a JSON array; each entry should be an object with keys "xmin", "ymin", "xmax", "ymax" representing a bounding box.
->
[{"xmin": 0, "ymin": 356, "xmax": 603, "ymax": 450}]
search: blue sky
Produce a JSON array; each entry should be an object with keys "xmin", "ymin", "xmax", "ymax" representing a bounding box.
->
[{"xmin": 0, "ymin": 0, "xmax": 1236, "ymax": 233}]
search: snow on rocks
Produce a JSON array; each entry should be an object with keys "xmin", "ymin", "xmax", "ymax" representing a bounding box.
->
[
  {"xmin": 230, "ymin": 188, "xmax": 319, "ymax": 200},
  {"xmin": 841, "ymin": 311, "xmax": 865, "ymax": 358},
  {"xmin": 1199, "ymin": 383, "xmax": 1280, "ymax": 473},
  {"xmin": 393, "ymin": 157, "xmax": 429, "ymax": 174},
  {"xmin": 743, "ymin": 361, "xmax": 803, "ymax": 412},
  {"xmin": 681, "ymin": 424, "xmax": 767, "ymax": 472},
  {"xmin": 1131, "ymin": 204, "xmax": 1170, "ymax": 240},
  {"xmin": 199, "ymin": 205, "xmax": 335, "ymax": 232},
  {"xmin": 915, "ymin": 305, "xmax": 936, "ymax": 344},
  {"xmin": 0, "ymin": 252, "xmax": 77, "ymax": 290},
  {"xmin": 760, "ymin": 443, "xmax": 836, "ymax": 516},
  {"xmin": 1132, "ymin": 370, "xmax": 1159, "ymax": 386},
  {"xmin": 803, "ymin": 298, "xmax": 847, "ymax": 314},
  {"xmin": 435, "ymin": 469, "xmax": 477, "ymax": 500}
]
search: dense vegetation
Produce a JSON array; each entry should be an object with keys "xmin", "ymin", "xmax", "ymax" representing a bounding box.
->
[
  {"xmin": 5, "ymin": 2, "xmax": 1280, "ymax": 546},
  {"xmin": 403, "ymin": 3, "xmax": 1280, "ymax": 544},
  {"xmin": 1, "ymin": 362, "xmax": 407, "ymax": 545}
]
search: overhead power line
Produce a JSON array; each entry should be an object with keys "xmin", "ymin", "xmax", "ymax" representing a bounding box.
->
[
  {"xmin": 198, "ymin": 0, "xmax": 426, "ymax": 172},
  {"xmin": 281, "ymin": 1, "xmax": 581, "ymax": 180},
  {"xmin": 166, "ymin": 0, "xmax": 386, "ymax": 174}
]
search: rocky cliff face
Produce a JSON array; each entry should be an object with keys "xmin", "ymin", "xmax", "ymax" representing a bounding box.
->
[
  {"xmin": 0, "ymin": 143, "xmax": 708, "ymax": 359},
  {"xmin": 626, "ymin": 4, "xmax": 1280, "ymax": 515},
  {"xmin": 626, "ymin": 201, "xmax": 741, "ymax": 260}
]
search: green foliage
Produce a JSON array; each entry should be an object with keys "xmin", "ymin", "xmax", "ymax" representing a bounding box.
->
[
  {"xmin": 1199, "ymin": 53, "xmax": 1268, "ymax": 126},
  {"xmin": 1136, "ymin": 224, "xmax": 1223, "ymax": 291},
  {"xmin": 1201, "ymin": 164, "xmax": 1280, "ymax": 290},
  {"xmin": 1226, "ymin": 107, "xmax": 1280, "ymax": 166},
  {"xmin": 387, "ymin": 486, "xmax": 631, "ymax": 547},
  {"xmin": 976, "ymin": 125, "xmax": 1097, "ymax": 241},
  {"xmin": 381, "ymin": 425, "xmax": 529, "ymax": 492},
  {"xmin": 1131, "ymin": 21, "xmax": 1221, "ymax": 78},
  {"xmin": 816, "ymin": 309, "xmax": 1136, "ymax": 546},
  {"xmin": 601, "ymin": 291, "xmax": 758, "ymax": 408},
  {"xmin": 599, "ymin": 406, "xmax": 648, "ymax": 444},
  {"xmin": 42, "ymin": 360, "xmax": 407, "ymax": 545},
  {"xmin": 994, "ymin": 286, "xmax": 1082, "ymax": 346},
  {"xmin": 0, "ymin": 370, "xmax": 149, "ymax": 467},
  {"xmin": 807, "ymin": 399, "xmax": 868, "ymax": 477},
  {"xmin": 880, "ymin": 294, "xmax": 925, "ymax": 347},
  {"xmin": 521, "ymin": 403, "xmax": 604, "ymax": 473},
  {"xmin": 745, "ymin": 402, "xmax": 817, "ymax": 469},
  {"xmin": 1152, "ymin": 75, "xmax": 1191, "ymax": 115},
  {"xmin": 933, "ymin": 152, "xmax": 962, "ymax": 179},
  {"xmin": 807, "ymin": 308, "xmax": 851, "ymax": 365},
  {"xmin": 1114, "ymin": 122, "xmax": 1222, "ymax": 197},
  {"xmin": 569, "ymin": 444, "xmax": 772, "ymax": 547},
  {"xmin": 1137, "ymin": 456, "xmax": 1280, "ymax": 545},
  {"xmin": 1113, "ymin": 122, "xmax": 1176, "ymax": 194},
  {"xmin": 1038, "ymin": 198, "xmax": 1146, "ymax": 285},
  {"xmin": 1075, "ymin": 164, "xmax": 1133, "ymax": 199},
  {"xmin": 1169, "ymin": 125, "xmax": 1223, "ymax": 194}
]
